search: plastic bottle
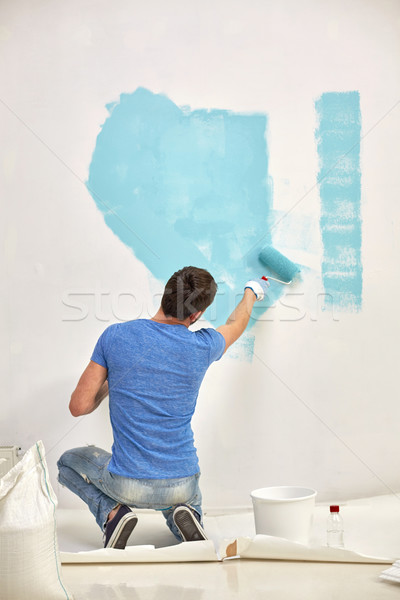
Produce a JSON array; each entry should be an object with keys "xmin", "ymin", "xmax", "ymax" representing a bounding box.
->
[{"xmin": 327, "ymin": 505, "xmax": 344, "ymax": 548}]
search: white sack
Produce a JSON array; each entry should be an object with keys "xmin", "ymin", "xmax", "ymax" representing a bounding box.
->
[{"xmin": 0, "ymin": 440, "xmax": 73, "ymax": 600}]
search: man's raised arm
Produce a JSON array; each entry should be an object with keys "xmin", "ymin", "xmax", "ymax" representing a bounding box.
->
[{"xmin": 216, "ymin": 277, "xmax": 269, "ymax": 353}]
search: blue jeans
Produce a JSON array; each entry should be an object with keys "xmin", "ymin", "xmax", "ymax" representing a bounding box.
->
[{"xmin": 57, "ymin": 446, "xmax": 203, "ymax": 542}]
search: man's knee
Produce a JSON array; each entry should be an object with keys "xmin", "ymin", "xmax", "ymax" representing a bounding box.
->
[
  {"xmin": 57, "ymin": 451, "xmax": 67, "ymax": 470},
  {"xmin": 57, "ymin": 447, "xmax": 80, "ymax": 470}
]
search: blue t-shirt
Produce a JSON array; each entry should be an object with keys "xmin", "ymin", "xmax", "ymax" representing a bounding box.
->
[{"xmin": 91, "ymin": 319, "xmax": 225, "ymax": 479}]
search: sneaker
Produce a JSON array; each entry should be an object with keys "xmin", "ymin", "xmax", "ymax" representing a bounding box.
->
[
  {"xmin": 173, "ymin": 505, "xmax": 208, "ymax": 542},
  {"xmin": 104, "ymin": 505, "xmax": 138, "ymax": 549}
]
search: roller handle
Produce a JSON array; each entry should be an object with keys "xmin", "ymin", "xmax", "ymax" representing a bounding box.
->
[{"xmin": 261, "ymin": 275, "xmax": 292, "ymax": 286}]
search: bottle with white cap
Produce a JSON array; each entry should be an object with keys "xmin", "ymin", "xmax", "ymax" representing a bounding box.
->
[{"xmin": 327, "ymin": 505, "xmax": 344, "ymax": 548}]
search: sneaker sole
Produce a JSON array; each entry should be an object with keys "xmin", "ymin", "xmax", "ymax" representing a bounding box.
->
[
  {"xmin": 106, "ymin": 513, "xmax": 138, "ymax": 549},
  {"xmin": 173, "ymin": 507, "xmax": 207, "ymax": 542}
]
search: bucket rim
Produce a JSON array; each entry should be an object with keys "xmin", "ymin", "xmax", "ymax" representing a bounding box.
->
[{"xmin": 250, "ymin": 485, "xmax": 317, "ymax": 502}]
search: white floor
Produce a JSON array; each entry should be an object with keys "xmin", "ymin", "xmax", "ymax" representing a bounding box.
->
[
  {"xmin": 62, "ymin": 560, "xmax": 398, "ymax": 600},
  {"xmin": 57, "ymin": 497, "xmax": 400, "ymax": 599}
]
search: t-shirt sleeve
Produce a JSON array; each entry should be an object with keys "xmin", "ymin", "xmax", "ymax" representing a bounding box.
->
[
  {"xmin": 90, "ymin": 326, "xmax": 115, "ymax": 369},
  {"xmin": 199, "ymin": 327, "xmax": 226, "ymax": 364}
]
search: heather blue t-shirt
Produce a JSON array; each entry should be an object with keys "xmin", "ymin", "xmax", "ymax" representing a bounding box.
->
[{"xmin": 91, "ymin": 319, "xmax": 225, "ymax": 479}]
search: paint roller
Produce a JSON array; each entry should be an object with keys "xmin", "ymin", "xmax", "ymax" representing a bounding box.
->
[{"xmin": 259, "ymin": 245, "xmax": 300, "ymax": 285}]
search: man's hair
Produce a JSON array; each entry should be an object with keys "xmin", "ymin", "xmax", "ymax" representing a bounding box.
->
[{"xmin": 161, "ymin": 266, "xmax": 218, "ymax": 320}]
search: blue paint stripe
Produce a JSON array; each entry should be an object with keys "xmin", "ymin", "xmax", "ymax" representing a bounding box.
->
[{"xmin": 315, "ymin": 91, "xmax": 363, "ymax": 311}]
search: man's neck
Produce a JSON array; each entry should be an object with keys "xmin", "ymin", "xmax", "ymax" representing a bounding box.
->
[{"xmin": 151, "ymin": 308, "xmax": 191, "ymax": 328}]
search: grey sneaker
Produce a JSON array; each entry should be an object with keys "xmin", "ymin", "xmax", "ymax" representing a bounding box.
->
[
  {"xmin": 173, "ymin": 505, "xmax": 207, "ymax": 542},
  {"xmin": 104, "ymin": 505, "xmax": 138, "ymax": 549}
]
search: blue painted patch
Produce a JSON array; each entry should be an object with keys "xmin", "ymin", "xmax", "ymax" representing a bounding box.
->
[
  {"xmin": 315, "ymin": 91, "xmax": 363, "ymax": 311},
  {"xmin": 87, "ymin": 87, "xmax": 284, "ymax": 329}
]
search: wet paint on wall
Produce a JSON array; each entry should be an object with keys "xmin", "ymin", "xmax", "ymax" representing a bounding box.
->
[
  {"xmin": 315, "ymin": 91, "xmax": 362, "ymax": 311},
  {"xmin": 86, "ymin": 88, "xmax": 284, "ymax": 335}
]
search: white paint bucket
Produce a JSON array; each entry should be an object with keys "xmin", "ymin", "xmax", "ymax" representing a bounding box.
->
[{"xmin": 250, "ymin": 486, "xmax": 317, "ymax": 545}]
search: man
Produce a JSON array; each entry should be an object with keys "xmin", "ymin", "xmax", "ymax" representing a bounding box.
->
[{"xmin": 58, "ymin": 266, "xmax": 269, "ymax": 549}]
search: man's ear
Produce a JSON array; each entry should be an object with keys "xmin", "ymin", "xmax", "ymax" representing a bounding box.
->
[{"xmin": 189, "ymin": 311, "xmax": 203, "ymax": 324}]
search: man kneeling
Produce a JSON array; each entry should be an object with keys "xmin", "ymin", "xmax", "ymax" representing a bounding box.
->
[{"xmin": 58, "ymin": 266, "xmax": 268, "ymax": 548}]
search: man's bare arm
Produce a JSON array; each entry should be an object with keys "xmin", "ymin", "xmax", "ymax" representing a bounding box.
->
[
  {"xmin": 216, "ymin": 288, "xmax": 257, "ymax": 353},
  {"xmin": 69, "ymin": 361, "xmax": 108, "ymax": 417}
]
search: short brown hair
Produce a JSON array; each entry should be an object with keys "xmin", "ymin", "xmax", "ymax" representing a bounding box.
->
[{"xmin": 161, "ymin": 266, "xmax": 218, "ymax": 320}]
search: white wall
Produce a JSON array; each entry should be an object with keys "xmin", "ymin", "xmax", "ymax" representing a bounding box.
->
[{"xmin": 1, "ymin": 0, "xmax": 399, "ymax": 509}]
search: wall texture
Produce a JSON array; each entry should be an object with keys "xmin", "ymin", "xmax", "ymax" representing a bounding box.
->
[{"xmin": 1, "ymin": 0, "xmax": 399, "ymax": 509}]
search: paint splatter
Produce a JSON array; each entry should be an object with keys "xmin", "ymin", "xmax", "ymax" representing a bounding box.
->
[
  {"xmin": 87, "ymin": 88, "xmax": 284, "ymax": 336},
  {"xmin": 315, "ymin": 91, "xmax": 362, "ymax": 311}
]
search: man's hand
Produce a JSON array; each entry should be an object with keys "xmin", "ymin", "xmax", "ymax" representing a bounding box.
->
[
  {"xmin": 244, "ymin": 277, "xmax": 270, "ymax": 301},
  {"xmin": 69, "ymin": 361, "xmax": 108, "ymax": 417}
]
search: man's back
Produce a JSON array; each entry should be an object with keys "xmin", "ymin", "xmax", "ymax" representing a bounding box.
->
[{"xmin": 91, "ymin": 319, "xmax": 225, "ymax": 479}]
